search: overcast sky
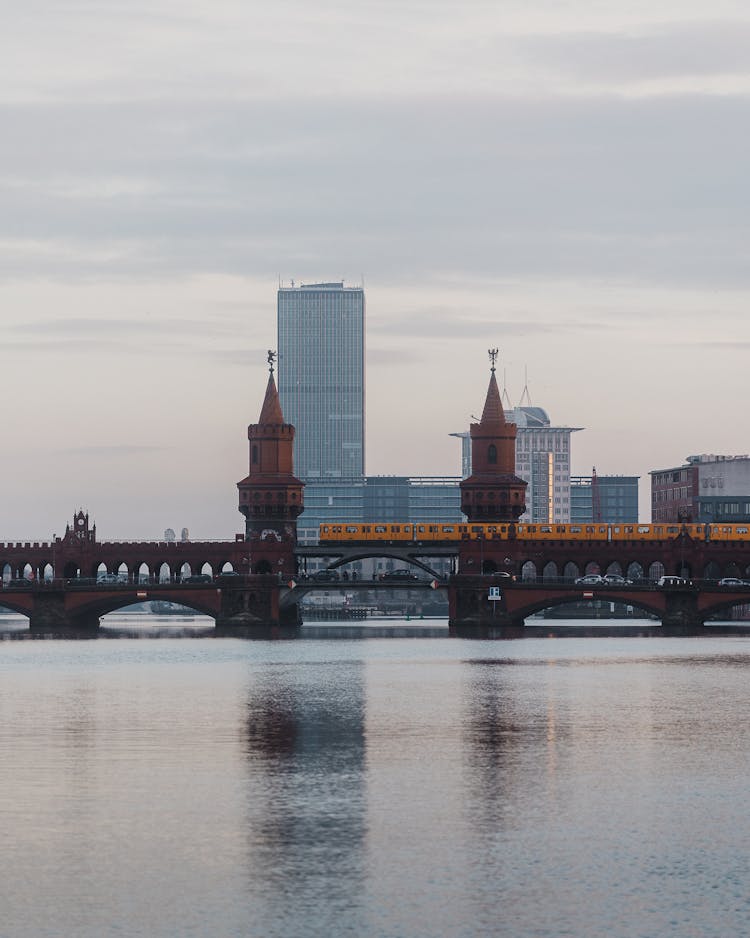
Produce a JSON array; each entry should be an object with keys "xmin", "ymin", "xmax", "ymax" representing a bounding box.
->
[{"xmin": 2, "ymin": 0, "xmax": 749, "ymax": 537}]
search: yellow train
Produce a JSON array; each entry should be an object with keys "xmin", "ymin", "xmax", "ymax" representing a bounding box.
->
[{"xmin": 319, "ymin": 522, "xmax": 750, "ymax": 544}]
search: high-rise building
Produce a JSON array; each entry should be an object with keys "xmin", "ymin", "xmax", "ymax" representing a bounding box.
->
[
  {"xmin": 277, "ymin": 280, "xmax": 366, "ymax": 543},
  {"xmin": 277, "ymin": 281, "xmax": 365, "ymax": 480}
]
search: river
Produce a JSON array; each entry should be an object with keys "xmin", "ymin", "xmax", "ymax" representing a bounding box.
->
[{"xmin": 1, "ymin": 613, "xmax": 749, "ymax": 937}]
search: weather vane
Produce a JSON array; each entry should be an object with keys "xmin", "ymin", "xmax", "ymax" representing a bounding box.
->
[
  {"xmin": 488, "ymin": 348, "xmax": 498, "ymax": 373},
  {"xmin": 267, "ymin": 349, "xmax": 277, "ymax": 373}
]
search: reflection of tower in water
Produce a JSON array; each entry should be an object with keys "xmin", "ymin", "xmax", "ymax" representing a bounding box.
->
[{"xmin": 241, "ymin": 664, "xmax": 367, "ymax": 933}]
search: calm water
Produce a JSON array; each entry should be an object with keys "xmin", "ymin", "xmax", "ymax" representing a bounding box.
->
[{"xmin": 1, "ymin": 613, "xmax": 750, "ymax": 937}]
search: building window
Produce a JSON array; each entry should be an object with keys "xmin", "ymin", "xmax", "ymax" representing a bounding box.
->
[{"xmin": 488, "ymin": 444, "xmax": 497, "ymax": 465}]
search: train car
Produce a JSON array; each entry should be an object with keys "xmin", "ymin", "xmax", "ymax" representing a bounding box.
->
[
  {"xmin": 707, "ymin": 524, "xmax": 750, "ymax": 542},
  {"xmin": 319, "ymin": 523, "xmax": 416, "ymax": 543},
  {"xmin": 515, "ymin": 524, "xmax": 610, "ymax": 541},
  {"xmin": 414, "ymin": 523, "xmax": 463, "ymax": 541}
]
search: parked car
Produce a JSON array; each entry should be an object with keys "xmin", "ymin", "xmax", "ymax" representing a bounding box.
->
[
  {"xmin": 97, "ymin": 573, "xmax": 119, "ymax": 584},
  {"xmin": 381, "ymin": 569, "xmax": 420, "ymax": 582},
  {"xmin": 216, "ymin": 570, "xmax": 241, "ymax": 580},
  {"xmin": 717, "ymin": 577, "xmax": 746, "ymax": 587},
  {"xmin": 312, "ymin": 569, "xmax": 340, "ymax": 581},
  {"xmin": 658, "ymin": 575, "xmax": 691, "ymax": 587},
  {"xmin": 602, "ymin": 574, "xmax": 632, "ymax": 586},
  {"xmin": 183, "ymin": 574, "xmax": 212, "ymax": 584},
  {"xmin": 6, "ymin": 578, "xmax": 33, "ymax": 588},
  {"xmin": 575, "ymin": 574, "xmax": 604, "ymax": 585}
]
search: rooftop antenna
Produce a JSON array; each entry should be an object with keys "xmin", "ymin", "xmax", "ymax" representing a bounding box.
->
[
  {"xmin": 488, "ymin": 348, "xmax": 498, "ymax": 373},
  {"xmin": 501, "ymin": 367, "xmax": 512, "ymax": 410},
  {"xmin": 519, "ymin": 365, "xmax": 532, "ymax": 406}
]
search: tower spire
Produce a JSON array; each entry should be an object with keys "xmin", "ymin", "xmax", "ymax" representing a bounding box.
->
[{"xmin": 460, "ymin": 351, "xmax": 527, "ymax": 522}]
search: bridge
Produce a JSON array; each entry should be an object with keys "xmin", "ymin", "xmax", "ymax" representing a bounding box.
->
[
  {"xmin": 449, "ymin": 575, "xmax": 750, "ymax": 637},
  {"xmin": 0, "ymin": 575, "xmax": 445, "ymax": 634}
]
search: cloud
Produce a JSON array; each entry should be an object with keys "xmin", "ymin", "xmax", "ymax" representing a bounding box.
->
[
  {"xmin": 1, "ymin": 92, "xmax": 748, "ymax": 292},
  {"xmin": 523, "ymin": 21, "xmax": 750, "ymax": 85}
]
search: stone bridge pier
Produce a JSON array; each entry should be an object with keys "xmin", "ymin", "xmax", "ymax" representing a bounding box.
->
[
  {"xmin": 660, "ymin": 589, "xmax": 706, "ymax": 636},
  {"xmin": 215, "ymin": 579, "xmax": 301, "ymax": 637},
  {"xmin": 29, "ymin": 591, "xmax": 101, "ymax": 634}
]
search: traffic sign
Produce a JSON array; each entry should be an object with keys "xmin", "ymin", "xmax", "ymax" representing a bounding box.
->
[
  {"xmin": 430, "ymin": 580, "xmax": 439, "ymax": 590},
  {"xmin": 488, "ymin": 586, "xmax": 502, "ymax": 601},
  {"xmin": 287, "ymin": 580, "xmax": 297, "ymax": 589}
]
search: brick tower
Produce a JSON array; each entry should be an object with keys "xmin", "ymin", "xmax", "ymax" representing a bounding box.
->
[
  {"xmin": 237, "ymin": 351, "xmax": 304, "ymax": 576},
  {"xmin": 460, "ymin": 350, "xmax": 527, "ymax": 522}
]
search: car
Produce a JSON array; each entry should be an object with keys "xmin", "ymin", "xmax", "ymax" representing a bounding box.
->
[
  {"xmin": 97, "ymin": 573, "xmax": 119, "ymax": 584},
  {"xmin": 717, "ymin": 577, "xmax": 745, "ymax": 587},
  {"xmin": 5, "ymin": 578, "xmax": 33, "ymax": 588},
  {"xmin": 658, "ymin": 575, "xmax": 691, "ymax": 587},
  {"xmin": 602, "ymin": 574, "xmax": 632, "ymax": 586},
  {"xmin": 183, "ymin": 574, "xmax": 212, "ymax": 584},
  {"xmin": 381, "ymin": 569, "xmax": 420, "ymax": 582},
  {"xmin": 490, "ymin": 571, "xmax": 513, "ymax": 578},
  {"xmin": 216, "ymin": 570, "xmax": 241, "ymax": 579},
  {"xmin": 575, "ymin": 574, "xmax": 604, "ymax": 585},
  {"xmin": 312, "ymin": 569, "xmax": 340, "ymax": 581}
]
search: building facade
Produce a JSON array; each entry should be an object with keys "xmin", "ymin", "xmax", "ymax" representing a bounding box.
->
[
  {"xmin": 277, "ymin": 281, "xmax": 366, "ymax": 481},
  {"xmin": 651, "ymin": 454, "xmax": 750, "ymax": 523},
  {"xmin": 570, "ymin": 475, "xmax": 639, "ymax": 523},
  {"xmin": 277, "ymin": 280, "xmax": 366, "ymax": 542}
]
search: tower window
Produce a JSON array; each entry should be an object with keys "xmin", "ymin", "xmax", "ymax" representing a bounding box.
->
[
  {"xmin": 488, "ymin": 444, "xmax": 497, "ymax": 464},
  {"xmin": 252, "ymin": 445, "xmax": 259, "ymax": 464}
]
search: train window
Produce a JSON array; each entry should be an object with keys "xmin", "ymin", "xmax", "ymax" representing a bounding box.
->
[
  {"xmin": 666, "ymin": 526, "xmax": 678, "ymax": 535},
  {"xmin": 375, "ymin": 526, "xmax": 386, "ymax": 533},
  {"xmin": 346, "ymin": 527, "xmax": 358, "ymax": 534},
  {"xmin": 417, "ymin": 525, "xmax": 425, "ymax": 533},
  {"xmin": 362, "ymin": 526, "xmax": 371, "ymax": 533},
  {"xmin": 613, "ymin": 527, "xmax": 620, "ymax": 534},
  {"xmin": 654, "ymin": 527, "xmax": 663, "ymax": 535},
  {"xmin": 540, "ymin": 526, "xmax": 551, "ymax": 533},
  {"xmin": 570, "ymin": 526, "xmax": 581, "ymax": 533},
  {"xmin": 637, "ymin": 526, "xmax": 650, "ymax": 534},
  {"xmin": 404, "ymin": 526, "xmax": 411, "ymax": 533},
  {"xmin": 443, "ymin": 526, "xmax": 455, "ymax": 533},
  {"xmin": 585, "ymin": 526, "xmax": 594, "ymax": 534},
  {"xmin": 738, "ymin": 527, "xmax": 748, "ymax": 535},
  {"xmin": 392, "ymin": 526, "xmax": 400, "ymax": 533},
  {"xmin": 321, "ymin": 526, "xmax": 329, "ymax": 534}
]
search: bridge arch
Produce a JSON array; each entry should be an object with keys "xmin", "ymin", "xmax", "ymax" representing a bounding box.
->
[
  {"xmin": 542, "ymin": 561, "xmax": 558, "ymax": 582},
  {"xmin": 514, "ymin": 592, "xmax": 663, "ymax": 622},
  {"xmin": 563, "ymin": 561, "xmax": 580, "ymax": 582},
  {"xmin": 627, "ymin": 562, "xmax": 644, "ymax": 582},
  {"xmin": 648, "ymin": 561, "xmax": 665, "ymax": 582}
]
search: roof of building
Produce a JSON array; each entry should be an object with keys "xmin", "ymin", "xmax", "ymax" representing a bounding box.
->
[
  {"xmin": 258, "ymin": 372, "xmax": 285, "ymax": 424},
  {"xmin": 479, "ymin": 370, "xmax": 506, "ymax": 426}
]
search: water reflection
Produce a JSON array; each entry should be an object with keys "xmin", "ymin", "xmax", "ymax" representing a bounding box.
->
[{"xmin": 241, "ymin": 663, "xmax": 368, "ymax": 933}]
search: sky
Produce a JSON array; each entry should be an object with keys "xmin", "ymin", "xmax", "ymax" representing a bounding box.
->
[{"xmin": 2, "ymin": 0, "xmax": 749, "ymax": 538}]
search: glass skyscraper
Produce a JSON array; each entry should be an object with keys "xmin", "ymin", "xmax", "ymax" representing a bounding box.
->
[{"xmin": 277, "ymin": 280, "xmax": 366, "ymax": 481}]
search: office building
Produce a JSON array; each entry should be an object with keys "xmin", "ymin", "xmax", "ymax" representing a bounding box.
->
[
  {"xmin": 277, "ymin": 280, "xmax": 366, "ymax": 541},
  {"xmin": 570, "ymin": 475, "xmax": 639, "ymax": 523},
  {"xmin": 277, "ymin": 281, "xmax": 365, "ymax": 480},
  {"xmin": 651, "ymin": 454, "xmax": 750, "ymax": 523}
]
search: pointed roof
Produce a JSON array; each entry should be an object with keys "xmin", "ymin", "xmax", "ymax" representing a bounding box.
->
[
  {"xmin": 258, "ymin": 372, "xmax": 285, "ymax": 424},
  {"xmin": 480, "ymin": 370, "xmax": 506, "ymax": 425}
]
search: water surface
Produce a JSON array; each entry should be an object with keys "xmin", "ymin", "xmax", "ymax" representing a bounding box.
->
[{"xmin": 1, "ymin": 615, "xmax": 749, "ymax": 937}]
